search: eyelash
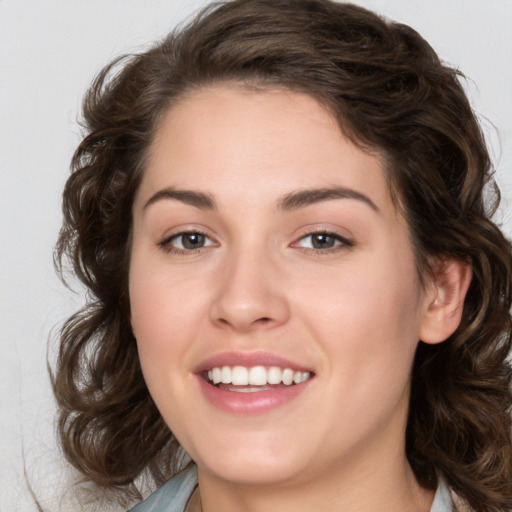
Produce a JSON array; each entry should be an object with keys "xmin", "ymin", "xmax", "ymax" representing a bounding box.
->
[
  {"xmin": 158, "ymin": 230, "xmax": 353, "ymax": 255},
  {"xmin": 292, "ymin": 231, "xmax": 354, "ymax": 254},
  {"xmin": 158, "ymin": 230, "xmax": 216, "ymax": 255}
]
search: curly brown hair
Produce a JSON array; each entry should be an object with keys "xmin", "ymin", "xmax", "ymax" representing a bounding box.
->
[{"xmin": 53, "ymin": 0, "xmax": 512, "ymax": 510}]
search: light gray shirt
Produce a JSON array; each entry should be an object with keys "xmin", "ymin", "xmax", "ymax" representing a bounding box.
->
[{"xmin": 129, "ymin": 465, "xmax": 453, "ymax": 512}]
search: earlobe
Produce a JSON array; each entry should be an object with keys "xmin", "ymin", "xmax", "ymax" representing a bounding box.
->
[{"xmin": 419, "ymin": 257, "xmax": 472, "ymax": 345}]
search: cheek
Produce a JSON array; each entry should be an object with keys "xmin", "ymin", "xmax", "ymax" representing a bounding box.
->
[
  {"xmin": 130, "ymin": 257, "xmax": 204, "ymax": 343},
  {"xmin": 129, "ymin": 274, "xmax": 197, "ymax": 431},
  {"xmin": 296, "ymin": 252, "xmax": 424, "ymax": 381},
  {"xmin": 300, "ymin": 250, "xmax": 422, "ymax": 330},
  {"xmin": 128, "ymin": 253, "xmax": 203, "ymax": 395}
]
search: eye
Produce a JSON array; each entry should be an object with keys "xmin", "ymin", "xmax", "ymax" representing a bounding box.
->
[
  {"xmin": 293, "ymin": 231, "xmax": 353, "ymax": 252},
  {"xmin": 159, "ymin": 231, "xmax": 216, "ymax": 253}
]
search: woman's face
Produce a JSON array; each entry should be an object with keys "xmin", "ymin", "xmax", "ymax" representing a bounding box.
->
[{"xmin": 129, "ymin": 85, "xmax": 434, "ymax": 487}]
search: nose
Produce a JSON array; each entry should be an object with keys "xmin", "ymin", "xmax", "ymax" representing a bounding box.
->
[{"xmin": 209, "ymin": 247, "xmax": 290, "ymax": 333}]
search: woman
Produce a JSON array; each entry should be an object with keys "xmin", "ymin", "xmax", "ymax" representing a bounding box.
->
[{"xmin": 53, "ymin": 0, "xmax": 512, "ymax": 511}]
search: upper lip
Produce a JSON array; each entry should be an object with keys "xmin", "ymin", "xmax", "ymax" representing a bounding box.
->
[{"xmin": 193, "ymin": 351, "xmax": 314, "ymax": 374}]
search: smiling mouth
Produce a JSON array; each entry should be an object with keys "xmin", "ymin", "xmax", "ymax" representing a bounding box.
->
[{"xmin": 203, "ymin": 365, "xmax": 313, "ymax": 392}]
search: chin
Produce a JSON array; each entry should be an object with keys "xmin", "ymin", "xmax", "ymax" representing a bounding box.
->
[
  {"xmin": 200, "ymin": 455, "xmax": 307, "ymax": 486},
  {"xmin": 188, "ymin": 433, "xmax": 313, "ymax": 486}
]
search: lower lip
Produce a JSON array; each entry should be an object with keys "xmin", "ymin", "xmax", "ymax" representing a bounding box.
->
[{"xmin": 196, "ymin": 376, "xmax": 312, "ymax": 414}]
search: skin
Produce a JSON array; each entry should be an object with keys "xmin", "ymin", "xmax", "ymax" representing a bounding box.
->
[{"xmin": 129, "ymin": 85, "xmax": 470, "ymax": 512}]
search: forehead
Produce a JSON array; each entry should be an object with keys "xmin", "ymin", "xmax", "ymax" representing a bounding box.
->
[{"xmin": 137, "ymin": 85, "xmax": 394, "ymax": 215}]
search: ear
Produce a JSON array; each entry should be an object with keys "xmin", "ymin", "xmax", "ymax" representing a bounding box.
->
[{"xmin": 419, "ymin": 257, "xmax": 472, "ymax": 345}]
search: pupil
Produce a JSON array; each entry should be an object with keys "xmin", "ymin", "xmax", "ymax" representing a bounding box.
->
[
  {"xmin": 183, "ymin": 233, "xmax": 204, "ymax": 249},
  {"xmin": 312, "ymin": 234, "xmax": 334, "ymax": 249}
]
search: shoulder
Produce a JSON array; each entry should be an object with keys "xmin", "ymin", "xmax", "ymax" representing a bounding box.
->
[
  {"xmin": 431, "ymin": 480, "xmax": 471, "ymax": 512},
  {"xmin": 128, "ymin": 466, "xmax": 459, "ymax": 512},
  {"xmin": 430, "ymin": 480, "xmax": 452, "ymax": 512},
  {"xmin": 128, "ymin": 465, "xmax": 198, "ymax": 512}
]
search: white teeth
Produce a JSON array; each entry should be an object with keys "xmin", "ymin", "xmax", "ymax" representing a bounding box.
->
[
  {"xmin": 206, "ymin": 365, "xmax": 312, "ymax": 387},
  {"xmin": 248, "ymin": 366, "xmax": 267, "ymax": 385},
  {"xmin": 267, "ymin": 366, "xmax": 282, "ymax": 385},
  {"xmin": 221, "ymin": 366, "xmax": 232, "ymax": 384},
  {"xmin": 232, "ymin": 366, "xmax": 249, "ymax": 385},
  {"xmin": 282, "ymin": 368, "xmax": 294, "ymax": 385},
  {"xmin": 212, "ymin": 367, "xmax": 221, "ymax": 384},
  {"xmin": 294, "ymin": 371, "xmax": 310, "ymax": 384},
  {"xmin": 229, "ymin": 386, "xmax": 267, "ymax": 393}
]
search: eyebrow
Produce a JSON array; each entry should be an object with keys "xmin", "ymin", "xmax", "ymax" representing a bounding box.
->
[
  {"xmin": 278, "ymin": 186, "xmax": 380, "ymax": 213},
  {"xmin": 143, "ymin": 187, "xmax": 217, "ymax": 211},
  {"xmin": 143, "ymin": 185, "xmax": 379, "ymax": 214}
]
